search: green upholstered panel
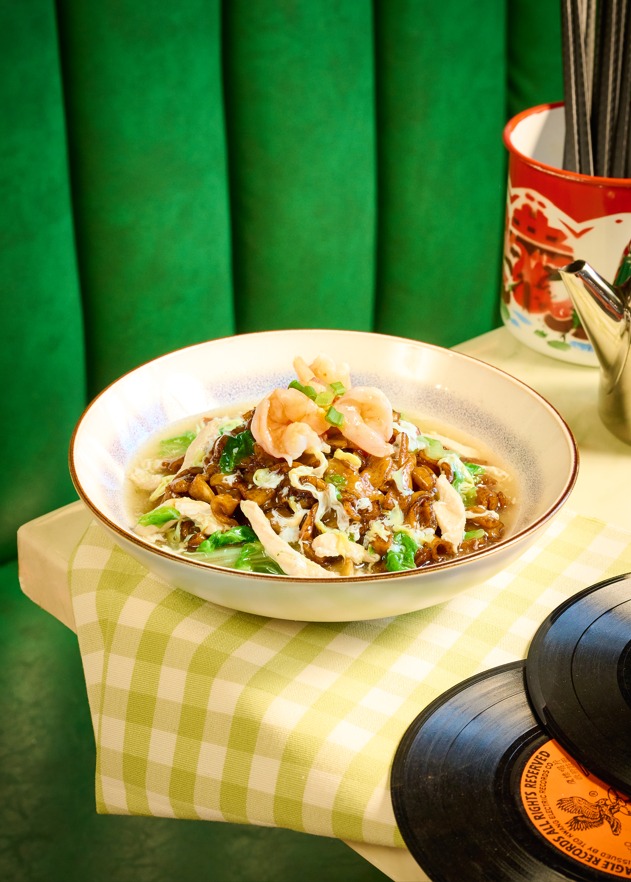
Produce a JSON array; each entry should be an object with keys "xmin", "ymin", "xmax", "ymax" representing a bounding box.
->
[
  {"xmin": 507, "ymin": 0, "xmax": 564, "ymax": 118},
  {"xmin": 224, "ymin": 0, "xmax": 376, "ymax": 333},
  {"xmin": 373, "ymin": 0, "xmax": 507, "ymax": 346},
  {"xmin": 2, "ymin": 1, "xmax": 565, "ymax": 562},
  {"xmin": 0, "ymin": 0, "xmax": 84, "ymax": 561},
  {"xmin": 56, "ymin": 0, "xmax": 234, "ymax": 395}
]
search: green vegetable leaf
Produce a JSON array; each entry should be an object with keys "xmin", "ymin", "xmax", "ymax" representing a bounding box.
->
[
  {"xmin": 219, "ymin": 429, "xmax": 255, "ymax": 473},
  {"xmin": 325, "ymin": 405, "xmax": 345, "ymax": 428},
  {"xmin": 459, "ymin": 463, "xmax": 485, "ymax": 504},
  {"xmin": 149, "ymin": 474, "xmax": 175, "ymax": 502},
  {"xmin": 464, "ymin": 462, "xmax": 485, "ymax": 477},
  {"xmin": 385, "ymin": 531, "xmax": 419, "ymax": 572},
  {"xmin": 137, "ymin": 505, "xmax": 180, "ymax": 527},
  {"xmin": 159, "ymin": 431, "xmax": 196, "ymax": 457},
  {"xmin": 235, "ymin": 542, "xmax": 285, "ymax": 574},
  {"xmin": 217, "ymin": 418, "xmax": 246, "ymax": 436},
  {"xmin": 464, "ymin": 528, "xmax": 485, "ymax": 541},
  {"xmin": 196, "ymin": 525, "xmax": 257, "ymax": 554},
  {"xmin": 191, "ymin": 535, "xmax": 282, "ymax": 573},
  {"xmin": 288, "ymin": 380, "xmax": 317, "ymax": 400},
  {"xmin": 440, "ymin": 453, "xmax": 477, "ymax": 504},
  {"xmin": 418, "ymin": 434, "xmax": 448, "ymax": 460}
]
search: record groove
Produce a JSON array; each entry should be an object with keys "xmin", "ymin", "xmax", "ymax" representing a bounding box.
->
[
  {"xmin": 526, "ymin": 573, "xmax": 631, "ymax": 794},
  {"xmin": 391, "ymin": 662, "xmax": 631, "ymax": 881}
]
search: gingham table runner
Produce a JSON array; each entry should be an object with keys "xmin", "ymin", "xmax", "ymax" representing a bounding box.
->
[{"xmin": 69, "ymin": 511, "xmax": 631, "ymax": 848}]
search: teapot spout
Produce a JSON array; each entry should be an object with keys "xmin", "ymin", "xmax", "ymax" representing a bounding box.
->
[
  {"xmin": 558, "ymin": 260, "xmax": 627, "ymax": 373},
  {"xmin": 559, "ymin": 259, "xmax": 631, "ymax": 444}
]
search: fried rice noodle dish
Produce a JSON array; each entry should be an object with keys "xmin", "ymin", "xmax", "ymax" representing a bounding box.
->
[{"xmin": 128, "ymin": 355, "xmax": 514, "ymax": 578}]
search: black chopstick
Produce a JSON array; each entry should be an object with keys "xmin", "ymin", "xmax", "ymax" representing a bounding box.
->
[
  {"xmin": 591, "ymin": 0, "xmax": 626, "ymax": 177},
  {"xmin": 582, "ymin": 0, "xmax": 598, "ymax": 112},
  {"xmin": 611, "ymin": 2, "xmax": 631, "ymax": 177},
  {"xmin": 561, "ymin": 0, "xmax": 595, "ymax": 175}
]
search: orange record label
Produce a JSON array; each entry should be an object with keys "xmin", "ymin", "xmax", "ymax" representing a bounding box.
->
[{"xmin": 519, "ymin": 739, "xmax": 631, "ymax": 876}]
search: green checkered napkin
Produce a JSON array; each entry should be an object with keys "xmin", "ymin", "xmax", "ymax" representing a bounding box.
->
[{"xmin": 69, "ymin": 511, "xmax": 631, "ymax": 847}]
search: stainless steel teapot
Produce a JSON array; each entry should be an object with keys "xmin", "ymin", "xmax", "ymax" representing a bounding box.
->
[{"xmin": 559, "ymin": 247, "xmax": 631, "ymax": 444}]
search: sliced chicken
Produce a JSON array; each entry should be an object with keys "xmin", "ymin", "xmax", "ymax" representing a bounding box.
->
[
  {"xmin": 240, "ymin": 499, "xmax": 335, "ymax": 578},
  {"xmin": 434, "ymin": 474, "xmax": 466, "ymax": 551}
]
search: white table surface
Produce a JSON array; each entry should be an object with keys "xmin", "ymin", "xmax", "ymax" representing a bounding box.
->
[{"xmin": 16, "ymin": 327, "xmax": 631, "ymax": 882}]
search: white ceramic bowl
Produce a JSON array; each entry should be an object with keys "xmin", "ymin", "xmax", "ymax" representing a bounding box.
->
[{"xmin": 70, "ymin": 330, "xmax": 578, "ymax": 621}]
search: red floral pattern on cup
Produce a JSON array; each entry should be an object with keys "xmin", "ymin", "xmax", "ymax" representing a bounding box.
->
[
  {"xmin": 503, "ymin": 195, "xmax": 585, "ymax": 338},
  {"xmin": 502, "ymin": 103, "xmax": 631, "ymax": 366}
]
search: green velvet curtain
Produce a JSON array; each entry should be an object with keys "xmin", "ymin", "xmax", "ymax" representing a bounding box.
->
[{"xmin": 1, "ymin": 0, "xmax": 563, "ymax": 562}]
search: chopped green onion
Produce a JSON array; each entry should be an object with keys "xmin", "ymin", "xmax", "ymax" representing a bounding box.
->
[
  {"xmin": 159, "ymin": 431, "xmax": 196, "ymax": 457},
  {"xmin": 197, "ymin": 525, "xmax": 257, "ymax": 553},
  {"xmin": 329, "ymin": 381, "xmax": 346, "ymax": 396},
  {"xmin": 325, "ymin": 473, "xmax": 346, "ymax": 487},
  {"xmin": 288, "ymin": 380, "xmax": 317, "ymax": 400},
  {"xmin": 219, "ymin": 429, "xmax": 255, "ymax": 473},
  {"xmin": 325, "ymin": 405, "xmax": 345, "ymax": 428},
  {"xmin": 464, "ymin": 528, "xmax": 485, "ymax": 541},
  {"xmin": 385, "ymin": 531, "xmax": 419, "ymax": 572},
  {"xmin": 138, "ymin": 505, "xmax": 180, "ymax": 527},
  {"xmin": 323, "ymin": 476, "xmax": 344, "ymax": 500},
  {"xmin": 315, "ymin": 390, "xmax": 335, "ymax": 408}
]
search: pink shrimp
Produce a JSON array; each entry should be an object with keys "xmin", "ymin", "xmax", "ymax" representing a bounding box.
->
[
  {"xmin": 293, "ymin": 354, "xmax": 351, "ymax": 392},
  {"xmin": 251, "ymin": 387, "xmax": 330, "ymax": 463},
  {"xmin": 334, "ymin": 386, "xmax": 394, "ymax": 458}
]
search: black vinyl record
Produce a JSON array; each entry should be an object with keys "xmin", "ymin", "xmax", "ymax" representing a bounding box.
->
[
  {"xmin": 391, "ymin": 662, "xmax": 631, "ymax": 882},
  {"xmin": 526, "ymin": 573, "xmax": 631, "ymax": 795}
]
